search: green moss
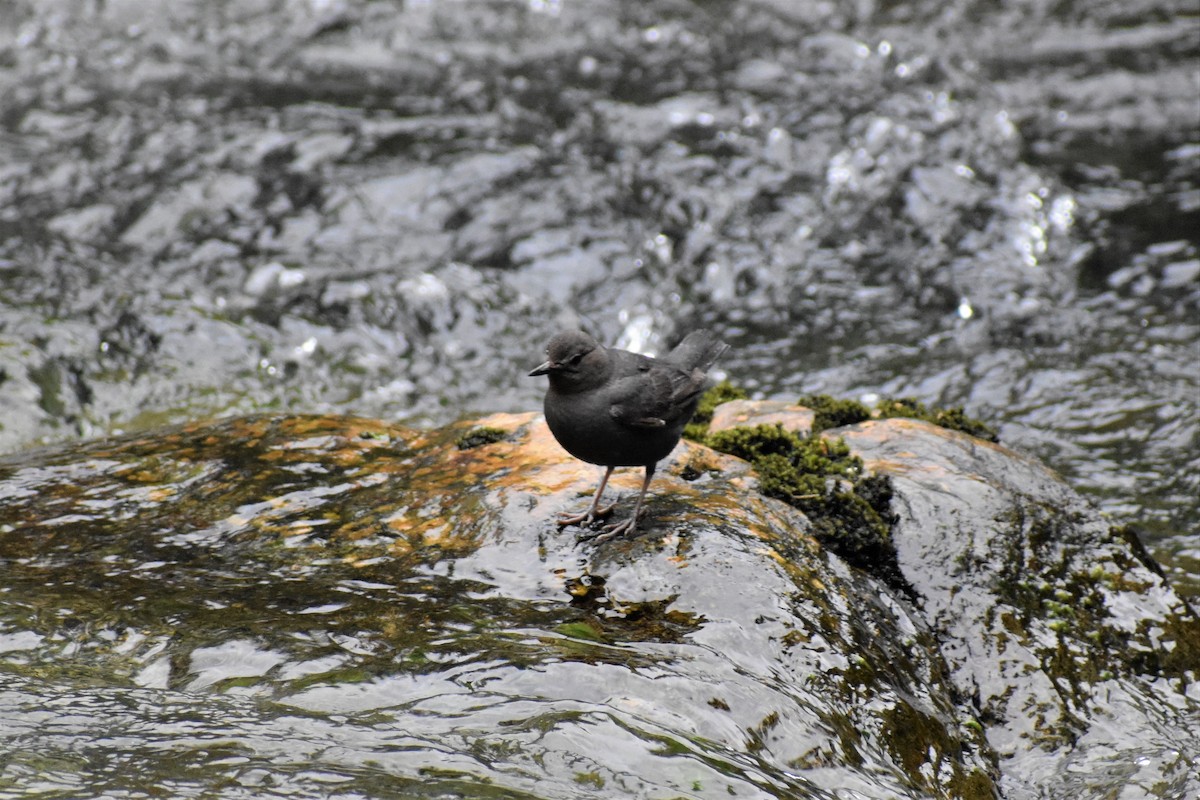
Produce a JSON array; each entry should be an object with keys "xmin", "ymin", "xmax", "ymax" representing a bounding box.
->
[
  {"xmin": 455, "ymin": 426, "xmax": 508, "ymax": 450},
  {"xmin": 990, "ymin": 508, "xmax": 1200, "ymax": 705},
  {"xmin": 879, "ymin": 703, "xmax": 1000, "ymax": 798},
  {"xmin": 683, "ymin": 380, "xmax": 748, "ymax": 442},
  {"xmin": 555, "ymin": 620, "xmax": 607, "ymax": 643},
  {"xmin": 874, "ymin": 397, "xmax": 999, "ymax": 442},
  {"xmin": 745, "ymin": 710, "xmax": 781, "ymax": 754},
  {"xmin": 684, "ymin": 390, "xmax": 990, "ymax": 588},
  {"xmin": 573, "ymin": 771, "xmax": 605, "ymax": 789},
  {"xmin": 947, "ymin": 768, "xmax": 1000, "ymax": 800},
  {"xmin": 705, "ymin": 424, "xmax": 905, "ymax": 591},
  {"xmin": 797, "ymin": 394, "xmax": 872, "ymax": 434},
  {"xmin": 798, "ymin": 393, "xmax": 999, "ymax": 441}
]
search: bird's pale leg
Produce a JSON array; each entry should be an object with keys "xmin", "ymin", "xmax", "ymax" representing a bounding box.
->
[
  {"xmin": 557, "ymin": 466, "xmax": 617, "ymax": 527},
  {"xmin": 587, "ymin": 464, "xmax": 656, "ymax": 542}
]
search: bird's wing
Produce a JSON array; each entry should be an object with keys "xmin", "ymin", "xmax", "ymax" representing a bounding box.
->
[{"xmin": 607, "ymin": 362, "xmax": 707, "ymax": 429}]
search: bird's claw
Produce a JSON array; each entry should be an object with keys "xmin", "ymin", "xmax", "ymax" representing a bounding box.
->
[
  {"xmin": 556, "ymin": 503, "xmax": 615, "ymax": 528},
  {"xmin": 577, "ymin": 511, "xmax": 642, "ymax": 544}
]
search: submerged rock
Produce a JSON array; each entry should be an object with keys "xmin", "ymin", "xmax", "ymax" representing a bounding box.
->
[{"xmin": 0, "ymin": 403, "xmax": 1195, "ymax": 799}]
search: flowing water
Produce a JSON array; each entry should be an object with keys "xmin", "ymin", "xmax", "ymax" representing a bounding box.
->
[{"xmin": 1, "ymin": 0, "xmax": 1197, "ymax": 797}]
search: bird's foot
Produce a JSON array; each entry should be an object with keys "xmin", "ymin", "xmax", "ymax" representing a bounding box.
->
[
  {"xmin": 556, "ymin": 503, "xmax": 615, "ymax": 528},
  {"xmin": 577, "ymin": 511, "xmax": 642, "ymax": 544}
]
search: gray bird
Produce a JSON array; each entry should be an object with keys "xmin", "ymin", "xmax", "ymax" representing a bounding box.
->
[{"xmin": 529, "ymin": 329, "xmax": 728, "ymax": 540}]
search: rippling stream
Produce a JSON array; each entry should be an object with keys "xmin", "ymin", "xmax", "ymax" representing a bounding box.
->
[{"xmin": 1, "ymin": 0, "xmax": 1197, "ymax": 797}]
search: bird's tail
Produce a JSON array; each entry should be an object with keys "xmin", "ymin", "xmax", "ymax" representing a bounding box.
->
[{"xmin": 665, "ymin": 329, "xmax": 729, "ymax": 372}]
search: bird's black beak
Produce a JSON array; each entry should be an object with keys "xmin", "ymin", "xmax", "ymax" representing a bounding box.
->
[{"xmin": 528, "ymin": 360, "xmax": 554, "ymax": 377}]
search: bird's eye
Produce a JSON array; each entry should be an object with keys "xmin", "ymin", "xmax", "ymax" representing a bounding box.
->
[{"xmin": 568, "ymin": 352, "xmax": 585, "ymax": 366}]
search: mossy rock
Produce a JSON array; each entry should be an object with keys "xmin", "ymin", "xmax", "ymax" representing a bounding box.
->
[
  {"xmin": 796, "ymin": 394, "xmax": 874, "ymax": 434},
  {"xmin": 799, "ymin": 394, "xmax": 998, "ymax": 441},
  {"xmin": 683, "ymin": 380, "xmax": 748, "ymax": 442},
  {"xmin": 705, "ymin": 423, "xmax": 905, "ymax": 593},
  {"xmin": 456, "ymin": 425, "xmax": 509, "ymax": 449}
]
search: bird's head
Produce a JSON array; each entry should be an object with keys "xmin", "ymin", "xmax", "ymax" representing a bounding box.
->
[{"xmin": 528, "ymin": 330, "xmax": 609, "ymax": 390}]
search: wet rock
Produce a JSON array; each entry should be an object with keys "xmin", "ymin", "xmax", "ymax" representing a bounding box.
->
[
  {"xmin": 0, "ymin": 403, "xmax": 1194, "ymax": 798},
  {"xmin": 837, "ymin": 417, "xmax": 1199, "ymax": 799},
  {"xmin": 709, "ymin": 398, "xmax": 815, "ymax": 434}
]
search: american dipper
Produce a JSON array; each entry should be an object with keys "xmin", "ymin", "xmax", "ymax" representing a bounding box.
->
[{"xmin": 529, "ymin": 329, "xmax": 728, "ymax": 539}]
